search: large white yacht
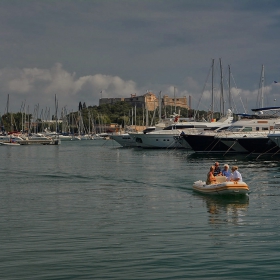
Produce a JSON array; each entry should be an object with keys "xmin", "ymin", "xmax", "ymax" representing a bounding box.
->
[
  {"xmin": 179, "ymin": 107, "xmax": 280, "ymax": 154},
  {"xmin": 110, "ymin": 117, "xmax": 177, "ymax": 147}
]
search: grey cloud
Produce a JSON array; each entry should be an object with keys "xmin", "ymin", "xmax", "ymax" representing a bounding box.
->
[{"xmin": 0, "ymin": 1, "xmax": 280, "ymax": 114}]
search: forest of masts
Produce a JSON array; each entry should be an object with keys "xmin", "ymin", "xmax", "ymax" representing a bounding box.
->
[{"xmin": 0, "ymin": 100, "xmax": 227, "ymax": 135}]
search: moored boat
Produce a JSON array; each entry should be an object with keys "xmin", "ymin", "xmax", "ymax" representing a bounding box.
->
[
  {"xmin": 129, "ymin": 110, "xmax": 233, "ymax": 149},
  {"xmin": 180, "ymin": 107, "xmax": 280, "ymax": 154},
  {"xmin": 0, "ymin": 142, "xmax": 21, "ymax": 146},
  {"xmin": 193, "ymin": 176, "xmax": 249, "ymax": 196},
  {"xmin": 110, "ymin": 133, "xmax": 136, "ymax": 147}
]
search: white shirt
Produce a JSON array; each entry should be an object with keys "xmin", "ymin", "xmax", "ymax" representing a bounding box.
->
[{"xmin": 231, "ymin": 170, "xmax": 242, "ymax": 182}]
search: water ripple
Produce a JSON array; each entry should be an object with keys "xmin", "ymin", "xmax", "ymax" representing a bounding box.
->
[{"xmin": 0, "ymin": 142, "xmax": 280, "ymax": 279}]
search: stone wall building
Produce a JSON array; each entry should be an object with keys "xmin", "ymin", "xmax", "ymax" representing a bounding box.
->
[
  {"xmin": 99, "ymin": 92, "xmax": 189, "ymax": 111},
  {"xmin": 162, "ymin": 95, "xmax": 188, "ymax": 109}
]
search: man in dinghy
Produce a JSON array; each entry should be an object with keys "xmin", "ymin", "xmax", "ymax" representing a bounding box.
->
[
  {"xmin": 230, "ymin": 166, "xmax": 243, "ymax": 182},
  {"xmin": 213, "ymin": 162, "xmax": 222, "ymax": 176}
]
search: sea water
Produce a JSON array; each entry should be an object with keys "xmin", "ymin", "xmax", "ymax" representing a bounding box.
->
[{"xmin": 0, "ymin": 140, "xmax": 280, "ymax": 279}]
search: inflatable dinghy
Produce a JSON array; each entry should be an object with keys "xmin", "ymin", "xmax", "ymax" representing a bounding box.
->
[{"xmin": 193, "ymin": 176, "xmax": 249, "ymax": 196}]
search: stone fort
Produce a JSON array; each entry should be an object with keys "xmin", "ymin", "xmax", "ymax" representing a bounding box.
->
[{"xmin": 99, "ymin": 92, "xmax": 189, "ymax": 111}]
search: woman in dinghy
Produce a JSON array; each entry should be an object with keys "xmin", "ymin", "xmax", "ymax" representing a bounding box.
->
[{"xmin": 206, "ymin": 166, "xmax": 217, "ymax": 185}]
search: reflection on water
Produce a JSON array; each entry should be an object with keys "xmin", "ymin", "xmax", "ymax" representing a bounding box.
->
[{"xmin": 194, "ymin": 193, "xmax": 249, "ymax": 225}]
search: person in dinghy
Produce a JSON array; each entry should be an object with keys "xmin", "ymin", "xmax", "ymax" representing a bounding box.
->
[
  {"xmin": 222, "ymin": 164, "xmax": 231, "ymax": 181},
  {"xmin": 213, "ymin": 162, "xmax": 222, "ymax": 176},
  {"xmin": 230, "ymin": 166, "xmax": 243, "ymax": 182},
  {"xmin": 206, "ymin": 166, "xmax": 217, "ymax": 185}
]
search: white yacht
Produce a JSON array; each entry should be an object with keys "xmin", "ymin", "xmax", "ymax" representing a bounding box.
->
[
  {"xmin": 180, "ymin": 107, "xmax": 280, "ymax": 154},
  {"xmin": 0, "ymin": 134, "xmax": 24, "ymax": 144},
  {"xmin": 219, "ymin": 108, "xmax": 280, "ymax": 154},
  {"xmin": 58, "ymin": 134, "xmax": 75, "ymax": 141},
  {"xmin": 44, "ymin": 129, "xmax": 74, "ymax": 141},
  {"xmin": 0, "ymin": 135, "xmax": 10, "ymax": 143}
]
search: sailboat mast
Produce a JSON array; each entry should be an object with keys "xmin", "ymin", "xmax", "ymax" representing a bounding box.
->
[
  {"xmin": 6, "ymin": 94, "xmax": 10, "ymax": 131},
  {"xmin": 21, "ymin": 100, "xmax": 25, "ymax": 133},
  {"xmin": 88, "ymin": 110, "xmax": 90, "ymax": 135},
  {"xmin": 228, "ymin": 65, "xmax": 231, "ymax": 110},
  {"xmin": 135, "ymin": 104, "xmax": 136, "ymax": 129},
  {"xmin": 55, "ymin": 95, "xmax": 58, "ymax": 133},
  {"xmin": 6, "ymin": 94, "xmax": 9, "ymax": 115},
  {"xmin": 261, "ymin": 65, "xmax": 264, "ymax": 108},
  {"xmin": 158, "ymin": 91, "xmax": 162, "ymax": 123},
  {"xmin": 174, "ymin": 86, "xmax": 176, "ymax": 113},
  {"xmin": 219, "ymin": 58, "xmax": 224, "ymax": 116},
  {"xmin": 211, "ymin": 59, "xmax": 214, "ymax": 120}
]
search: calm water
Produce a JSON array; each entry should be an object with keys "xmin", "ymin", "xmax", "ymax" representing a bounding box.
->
[{"xmin": 1, "ymin": 140, "xmax": 280, "ymax": 279}]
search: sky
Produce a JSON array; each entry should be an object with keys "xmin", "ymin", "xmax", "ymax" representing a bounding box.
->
[{"xmin": 1, "ymin": 0, "xmax": 280, "ymax": 117}]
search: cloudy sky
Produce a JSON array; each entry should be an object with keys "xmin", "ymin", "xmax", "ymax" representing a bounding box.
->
[{"xmin": 1, "ymin": 0, "xmax": 280, "ymax": 116}]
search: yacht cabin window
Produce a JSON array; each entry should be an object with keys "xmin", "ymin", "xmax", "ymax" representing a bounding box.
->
[
  {"xmin": 242, "ymin": 127, "xmax": 253, "ymax": 132},
  {"xmin": 215, "ymin": 126, "xmax": 230, "ymax": 133},
  {"xmin": 228, "ymin": 126, "xmax": 243, "ymax": 132}
]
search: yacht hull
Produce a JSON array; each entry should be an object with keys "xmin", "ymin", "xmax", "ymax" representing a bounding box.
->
[
  {"xmin": 237, "ymin": 137, "xmax": 279, "ymax": 154},
  {"xmin": 130, "ymin": 132, "xmax": 185, "ymax": 149},
  {"xmin": 219, "ymin": 138, "xmax": 249, "ymax": 153},
  {"xmin": 181, "ymin": 134, "xmax": 231, "ymax": 153}
]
